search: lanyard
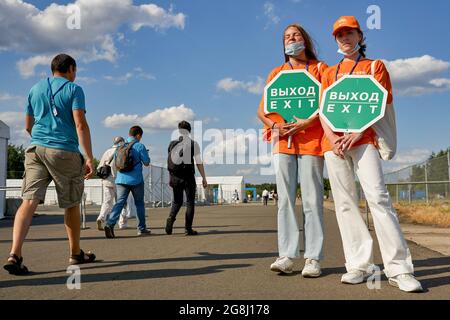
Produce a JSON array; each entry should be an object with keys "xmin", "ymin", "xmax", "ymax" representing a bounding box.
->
[
  {"xmin": 335, "ymin": 54, "xmax": 362, "ymax": 81},
  {"xmin": 288, "ymin": 60, "xmax": 309, "ymax": 72},
  {"xmin": 47, "ymin": 78, "xmax": 70, "ymax": 116}
]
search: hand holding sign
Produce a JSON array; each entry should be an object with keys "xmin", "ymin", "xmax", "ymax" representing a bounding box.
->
[
  {"xmin": 264, "ymin": 70, "xmax": 321, "ymax": 149},
  {"xmin": 285, "ymin": 116, "xmax": 312, "ymax": 137}
]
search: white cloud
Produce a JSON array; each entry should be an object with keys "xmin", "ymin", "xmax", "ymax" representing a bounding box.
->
[
  {"xmin": 103, "ymin": 113, "xmax": 139, "ymax": 129},
  {"xmin": 384, "ymin": 55, "xmax": 450, "ymax": 96},
  {"xmin": 76, "ymin": 76, "xmax": 97, "ymax": 84},
  {"xmin": 0, "ymin": 0, "xmax": 186, "ymax": 78},
  {"xmin": 263, "ymin": 2, "xmax": 280, "ymax": 29},
  {"xmin": 206, "ymin": 131, "xmax": 258, "ymax": 158},
  {"xmin": 0, "ymin": 92, "xmax": 26, "ymax": 108},
  {"xmin": 0, "ymin": 112, "xmax": 24, "ymax": 127},
  {"xmin": 429, "ymin": 78, "xmax": 450, "ymax": 88},
  {"xmin": 140, "ymin": 104, "xmax": 195, "ymax": 129},
  {"xmin": 16, "ymin": 55, "xmax": 53, "ymax": 79},
  {"xmin": 104, "ymin": 73, "xmax": 134, "ymax": 85},
  {"xmin": 103, "ymin": 104, "xmax": 195, "ymax": 130},
  {"xmin": 256, "ymin": 153, "xmax": 272, "ymax": 165},
  {"xmin": 104, "ymin": 68, "xmax": 155, "ymax": 85},
  {"xmin": 383, "ymin": 148, "xmax": 431, "ymax": 174},
  {"xmin": 236, "ymin": 167, "xmax": 259, "ymax": 176},
  {"xmin": 216, "ymin": 77, "xmax": 265, "ymax": 95},
  {"xmin": 0, "ymin": 111, "xmax": 29, "ymax": 146}
]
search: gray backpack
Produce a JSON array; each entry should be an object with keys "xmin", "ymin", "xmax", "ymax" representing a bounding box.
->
[{"xmin": 115, "ymin": 141, "xmax": 137, "ymax": 172}]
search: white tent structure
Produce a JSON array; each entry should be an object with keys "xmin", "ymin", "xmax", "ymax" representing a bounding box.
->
[
  {"xmin": 196, "ymin": 176, "xmax": 244, "ymax": 204},
  {"xmin": 0, "ymin": 121, "xmax": 10, "ymax": 219}
]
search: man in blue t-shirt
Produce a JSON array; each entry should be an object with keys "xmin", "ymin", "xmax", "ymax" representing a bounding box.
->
[
  {"xmin": 3, "ymin": 54, "xmax": 96, "ymax": 276},
  {"xmin": 104, "ymin": 126, "xmax": 151, "ymax": 238}
]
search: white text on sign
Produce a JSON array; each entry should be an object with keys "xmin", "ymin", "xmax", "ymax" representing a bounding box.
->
[
  {"xmin": 271, "ymin": 99, "xmax": 316, "ymax": 110},
  {"xmin": 325, "ymin": 104, "xmax": 379, "ymax": 114}
]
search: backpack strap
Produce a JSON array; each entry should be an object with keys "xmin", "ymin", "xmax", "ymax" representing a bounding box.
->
[
  {"xmin": 168, "ymin": 139, "xmax": 182, "ymax": 153},
  {"xmin": 126, "ymin": 140, "xmax": 137, "ymax": 151},
  {"xmin": 371, "ymin": 60, "xmax": 379, "ymax": 76},
  {"xmin": 107, "ymin": 152, "xmax": 115, "ymax": 165}
]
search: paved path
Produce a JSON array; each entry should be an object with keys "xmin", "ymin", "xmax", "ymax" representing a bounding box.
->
[{"xmin": 0, "ymin": 205, "xmax": 449, "ymax": 299}]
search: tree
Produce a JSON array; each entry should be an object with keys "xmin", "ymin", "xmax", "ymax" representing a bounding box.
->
[
  {"xmin": 7, "ymin": 144, "xmax": 25, "ymax": 179},
  {"xmin": 7, "ymin": 144, "xmax": 100, "ymax": 179}
]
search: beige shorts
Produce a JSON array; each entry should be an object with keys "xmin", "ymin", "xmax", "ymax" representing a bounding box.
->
[{"xmin": 21, "ymin": 145, "xmax": 85, "ymax": 208}]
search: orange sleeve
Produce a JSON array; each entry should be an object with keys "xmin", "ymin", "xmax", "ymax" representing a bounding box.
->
[
  {"xmin": 317, "ymin": 62, "xmax": 329, "ymax": 83},
  {"xmin": 373, "ymin": 60, "xmax": 394, "ymax": 104},
  {"xmin": 320, "ymin": 67, "xmax": 332, "ymax": 99},
  {"xmin": 258, "ymin": 66, "xmax": 282, "ymax": 113}
]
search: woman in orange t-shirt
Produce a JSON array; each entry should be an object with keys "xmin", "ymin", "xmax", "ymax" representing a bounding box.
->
[
  {"xmin": 319, "ymin": 16, "xmax": 422, "ymax": 292},
  {"xmin": 257, "ymin": 24, "xmax": 328, "ymax": 277}
]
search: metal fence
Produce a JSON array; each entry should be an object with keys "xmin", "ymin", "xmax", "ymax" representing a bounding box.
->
[
  {"xmin": 354, "ymin": 150, "xmax": 450, "ymax": 205},
  {"xmin": 3, "ymin": 165, "xmax": 245, "ymax": 213},
  {"xmin": 383, "ymin": 151, "xmax": 450, "ymax": 204}
]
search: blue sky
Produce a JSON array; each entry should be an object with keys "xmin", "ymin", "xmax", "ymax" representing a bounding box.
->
[{"xmin": 1, "ymin": 0, "xmax": 449, "ymax": 182}]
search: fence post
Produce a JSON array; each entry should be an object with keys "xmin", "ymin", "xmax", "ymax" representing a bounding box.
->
[
  {"xmin": 424, "ymin": 164, "xmax": 429, "ymax": 204},
  {"xmin": 408, "ymin": 184, "xmax": 411, "ymax": 204},
  {"xmin": 448, "ymin": 148, "xmax": 450, "ymax": 186},
  {"xmin": 396, "ymin": 184, "xmax": 399, "ymax": 203},
  {"xmin": 161, "ymin": 166, "xmax": 164, "ymax": 208},
  {"xmin": 365, "ymin": 199, "xmax": 370, "ymax": 231},
  {"xmin": 447, "ymin": 148, "xmax": 450, "ymax": 199}
]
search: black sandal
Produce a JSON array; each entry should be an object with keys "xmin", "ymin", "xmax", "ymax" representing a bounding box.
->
[
  {"xmin": 3, "ymin": 254, "xmax": 30, "ymax": 275},
  {"xmin": 69, "ymin": 249, "xmax": 96, "ymax": 265}
]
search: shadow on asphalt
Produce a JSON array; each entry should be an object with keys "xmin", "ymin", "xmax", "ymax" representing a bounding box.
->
[
  {"xmin": 1, "ymin": 251, "xmax": 279, "ymax": 282},
  {"xmin": 0, "ymin": 228, "xmax": 274, "ymax": 244},
  {"xmin": 0, "ymin": 263, "xmax": 252, "ymax": 288},
  {"xmin": 412, "ymin": 256, "xmax": 450, "ymax": 289},
  {"xmin": 0, "ymin": 214, "xmax": 241, "ymax": 229}
]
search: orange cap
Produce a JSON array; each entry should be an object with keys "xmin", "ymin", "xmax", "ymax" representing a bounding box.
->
[{"xmin": 332, "ymin": 16, "xmax": 361, "ymax": 36}]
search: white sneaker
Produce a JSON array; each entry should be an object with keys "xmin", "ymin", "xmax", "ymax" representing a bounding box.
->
[
  {"xmin": 388, "ymin": 274, "xmax": 423, "ymax": 292},
  {"xmin": 341, "ymin": 270, "xmax": 370, "ymax": 284},
  {"xmin": 302, "ymin": 259, "xmax": 321, "ymax": 278},
  {"xmin": 270, "ymin": 257, "xmax": 294, "ymax": 274}
]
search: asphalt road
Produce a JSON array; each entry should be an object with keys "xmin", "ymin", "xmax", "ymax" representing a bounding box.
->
[{"xmin": 0, "ymin": 204, "xmax": 449, "ymax": 300}]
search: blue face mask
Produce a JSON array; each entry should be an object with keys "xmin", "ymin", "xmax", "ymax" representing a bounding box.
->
[
  {"xmin": 337, "ymin": 43, "xmax": 360, "ymax": 56},
  {"xmin": 285, "ymin": 42, "xmax": 305, "ymax": 56}
]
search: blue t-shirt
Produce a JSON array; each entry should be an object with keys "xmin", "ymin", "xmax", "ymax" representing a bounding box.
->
[
  {"xmin": 26, "ymin": 77, "xmax": 86, "ymax": 152},
  {"xmin": 115, "ymin": 137, "xmax": 151, "ymax": 186}
]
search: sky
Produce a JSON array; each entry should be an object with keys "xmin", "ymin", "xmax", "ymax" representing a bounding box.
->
[{"xmin": 0, "ymin": 0, "xmax": 449, "ymax": 183}]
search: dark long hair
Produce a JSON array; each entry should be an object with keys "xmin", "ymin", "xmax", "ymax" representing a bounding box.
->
[
  {"xmin": 283, "ymin": 24, "xmax": 318, "ymax": 62},
  {"xmin": 357, "ymin": 30, "xmax": 367, "ymax": 58}
]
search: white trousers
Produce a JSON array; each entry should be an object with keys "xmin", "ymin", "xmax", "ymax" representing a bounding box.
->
[
  {"xmin": 324, "ymin": 144, "xmax": 414, "ymax": 278},
  {"xmin": 97, "ymin": 185, "xmax": 136, "ymax": 227}
]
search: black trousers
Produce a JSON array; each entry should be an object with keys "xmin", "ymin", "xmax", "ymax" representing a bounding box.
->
[{"xmin": 169, "ymin": 175, "xmax": 196, "ymax": 229}]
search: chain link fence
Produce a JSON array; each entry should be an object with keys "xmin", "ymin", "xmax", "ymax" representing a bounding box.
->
[
  {"xmin": 2, "ymin": 165, "xmax": 245, "ymax": 216},
  {"xmin": 383, "ymin": 151, "xmax": 450, "ymax": 204},
  {"xmin": 354, "ymin": 150, "xmax": 450, "ymax": 204}
]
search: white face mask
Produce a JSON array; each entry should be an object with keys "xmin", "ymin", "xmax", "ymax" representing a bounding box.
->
[
  {"xmin": 285, "ymin": 41, "xmax": 305, "ymax": 56},
  {"xmin": 337, "ymin": 43, "xmax": 360, "ymax": 56}
]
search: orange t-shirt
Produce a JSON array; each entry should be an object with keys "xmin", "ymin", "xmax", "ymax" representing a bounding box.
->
[
  {"xmin": 320, "ymin": 59, "xmax": 394, "ymax": 153},
  {"xmin": 259, "ymin": 60, "xmax": 328, "ymax": 155}
]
